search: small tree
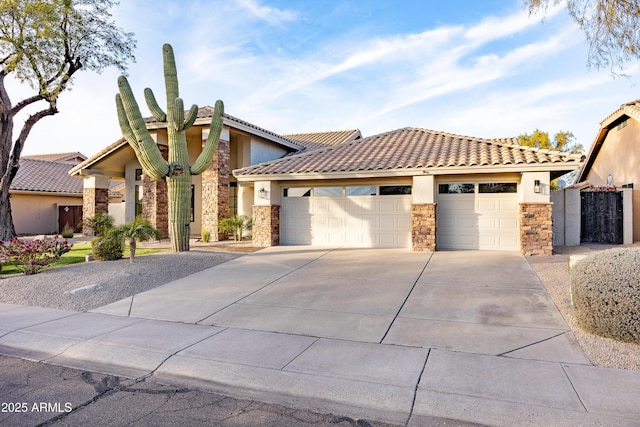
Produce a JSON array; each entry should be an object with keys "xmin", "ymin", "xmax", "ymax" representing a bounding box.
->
[{"xmin": 117, "ymin": 216, "xmax": 161, "ymax": 263}]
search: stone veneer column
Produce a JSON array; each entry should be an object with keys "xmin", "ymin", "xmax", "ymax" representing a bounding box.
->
[
  {"xmin": 141, "ymin": 144, "xmax": 169, "ymax": 238},
  {"xmin": 82, "ymin": 175, "xmax": 109, "ymax": 236},
  {"xmin": 201, "ymin": 139, "xmax": 230, "ymax": 241},
  {"xmin": 520, "ymin": 202, "xmax": 553, "ymax": 256},
  {"xmin": 412, "ymin": 203, "xmax": 436, "ymax": 251},
  {"xmin": 252, "ymin": 205, "xmax": 280, "ymax": 247},
  {"xmin": 82, "ymin": 188, "xmax": 109, "ymax": 236}
]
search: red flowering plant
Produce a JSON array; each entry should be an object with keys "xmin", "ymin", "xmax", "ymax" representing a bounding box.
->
[
  {"xmin": 0, "ymin": 236, "xmax": 72, "ymax": 275},
  {"xmin": 585, "ymin": 184, "xmax": 618, "ymax": 192}
]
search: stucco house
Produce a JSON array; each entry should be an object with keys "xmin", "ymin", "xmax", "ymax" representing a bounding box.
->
[
  {"xmin": 577, "ymin": 97, "xmax": 640, "ymax": 242},
  {"xmin": 71, "ymin": 107, "xmax": 582, "ymax": 255}
]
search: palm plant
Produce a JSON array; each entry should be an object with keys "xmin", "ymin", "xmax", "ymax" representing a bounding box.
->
[
  {"xmin": 84, "ymin": 213, "xmax": 115, "ymax": 237},
  {"xmin": 117, "ymin": 216, "xmax": 162, "ymax": 262},
  {"xmin": 218, "ymin": 215, "xmax": 252, "ymax": 241}
]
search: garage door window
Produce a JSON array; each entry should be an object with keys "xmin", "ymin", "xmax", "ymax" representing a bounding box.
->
[
  {"xmin": 314, "ymin": 187, "xmax": 343, "ymax": 197},
  {"xmin": 380, "ymin": 185, "xmax": 412, "ymax": 195},
  {"xmin": 479, "ymin": 183, "xmax": 517, "ymax": 193},
  {"xmin": 284, "ymin": 188, "xmax": 311, "ymax": 197},
  {"xmin": 439, "ymin": 183, "xmax": 474, "ymax": 194},
  {"xmin": 346, "ymin": 185, "xmax": 376, "ymax": 196}
]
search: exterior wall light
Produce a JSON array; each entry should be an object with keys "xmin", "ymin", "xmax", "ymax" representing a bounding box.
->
[
  {"xmin": 258, "ymin": 187, "xmax": 268, "ymax": 199},
  {"xmin": 534, "ymin": 180, "xmax": 541, "ymax": 193}
]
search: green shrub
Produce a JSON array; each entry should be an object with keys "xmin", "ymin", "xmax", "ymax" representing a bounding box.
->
[
  {"xmin": 571, "ymin": 247, "xmax": 640, "ymax": 344},
  {"xmin": 201, "ymin": 229, "xmax": 211, "ymax": 243},
  {"xmin": 61, "ymin": 223, "xmax": 75, "ymax": 238},
  {"xmin": 91, "ymin": 230, "xmax": 123, "ymax": 261},
  {"xmin": 218, "ymin": 215, "xmax": 252, "ymax": 241},
  {"xmin": 84, "ymin": 213, "xmax": 114, "ymax": 236}
]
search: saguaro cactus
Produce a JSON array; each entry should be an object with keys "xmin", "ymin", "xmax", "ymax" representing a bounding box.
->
[{"xmin": 116, "ymin": 43, "xmax": 224, "ymax": 252}]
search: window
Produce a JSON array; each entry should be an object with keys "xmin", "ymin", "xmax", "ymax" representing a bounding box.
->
[
  {"xmin": 380, "ymin": 185, "xmax": 412, "ymax": 195},
  {"xmin": 135, "ymin": 168, "xmax": 143, "ymax": 181},
  {"xmin": 284, "ymin": 188, "xmax": 311, "ymax": 197},
  {"xmin": 134, "ymin": 185, "xmax": 143, "ymax": 216},
  {"xmin": 191, "ymin": 185, "xmax": 195, "ymax": 222},
  {"xmin": 314, "ymin": 187, "xmax": 343, "ymax": 196},
  {"xmin": 229, "ymin": 181, "xmax": 238, "ymax": 215},
  {"xmin": 439, "ymin": 184, "xmax": 474, "ymax": 194},
  {"xmin": 479, "ymin": 183, "xmax": 517, "ymax": 193},
  {"xmin": 346, "ymin": 185, "xmax": 376, "ymax": 196}
]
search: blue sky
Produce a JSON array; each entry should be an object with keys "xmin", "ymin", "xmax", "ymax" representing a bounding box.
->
[{"xmin": 15, "ymin": 0, "xmax": 640, "ymax": 156}]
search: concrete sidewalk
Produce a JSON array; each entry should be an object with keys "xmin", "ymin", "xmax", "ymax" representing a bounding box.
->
[{"xmin": 1, "ymin": 247, "xmax": 639, "ymax": 426}]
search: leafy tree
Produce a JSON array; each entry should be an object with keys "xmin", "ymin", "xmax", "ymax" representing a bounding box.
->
[
  {"xmin": 0, "ymin": 0, "xmax": 135, "ymax": 240},
  {"xmin": 518, "ymin": 129, "xmax": 584, "ymax": 154},
  {"xmin": 525, "ymin": 0, "xmax": 640, "ymax": 72}
]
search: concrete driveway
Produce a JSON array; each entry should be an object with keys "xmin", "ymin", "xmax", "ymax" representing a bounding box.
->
[{"xmin": 94, "ymin": 247, "xmax": 583, "ymax": 361}]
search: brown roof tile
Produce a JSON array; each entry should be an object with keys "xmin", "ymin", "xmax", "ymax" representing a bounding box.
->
[
  {"xmin": 23, "ymin": 152, "xmax": 86, "ymax": 164},
  {"xmin": 12, "ymin": 158, "xmax": 84, "ymax": 194},
  {"xmin": 283, "ymin": 129, "xmax": 362, "ymax": 151},
  {"xmin": 235, "ymin": 127, "xmax": 584, "ymax": 177}
]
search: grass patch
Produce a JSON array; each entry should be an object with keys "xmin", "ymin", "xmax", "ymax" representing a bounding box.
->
[{"xmin": 1, "ymin": 243, "xmax": 166, "ymax": 275}]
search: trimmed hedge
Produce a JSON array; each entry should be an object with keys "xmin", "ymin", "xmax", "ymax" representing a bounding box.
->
[{"xmin": 570, "ymin": 247, "xmax": 640, "ymax": 344}]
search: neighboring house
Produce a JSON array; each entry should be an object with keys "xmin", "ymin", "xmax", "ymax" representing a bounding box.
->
[
  {"xmin": 70, "ymin": 107, "xmax": 582, "ymax": 255},
  {"xmin": 235, "ymin": 127, "xmax": 582, "ymax": 255},
  {"xmin": 577, "ymin": 97, "xmax": 640, "ymax": 242},
  {"xmin": 11, "ymin": 152, "xmax": 88, "ymax": 234}
]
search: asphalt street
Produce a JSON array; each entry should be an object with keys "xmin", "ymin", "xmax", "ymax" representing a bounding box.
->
[{"xmin": 1, "ymin": 355, "xmax": 480, "ymax": 427}]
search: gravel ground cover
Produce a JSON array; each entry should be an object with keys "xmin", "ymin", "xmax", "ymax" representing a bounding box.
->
[
  {"xmin": 0, "ymin": 250, "xmax": 242, "ymax": 312},
  {"xmin": 530, "ymin": 245, "xmax": 640, "ymax": 371}
]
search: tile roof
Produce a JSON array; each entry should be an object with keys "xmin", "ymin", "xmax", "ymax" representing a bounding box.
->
[
  {"xmin": 235, "ymin": 127, "xmax": 584, "ymax": 177},
  {"xmin": 23, "ymin": 152, "xmax": 87, "ymax": 164},
  {"xmin": 283, "ymin": 129, "xmax": 362, "ymax": 151},
  {"xmin": 12, "ymin": 158, "xmax": 84, "ymax": 194}
]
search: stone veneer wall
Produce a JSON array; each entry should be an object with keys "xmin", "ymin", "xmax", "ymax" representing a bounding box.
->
[
  {"xmin": 520, "ymin": 202, "xmax": 553, "ymax": 256},
  {"xmin": 252, "ymin": 205, "xmax": 280, "ymax": 247},
  {"xmin": 201, "ymin": 139, "xmax": 230, "ymax": 241},
  {"xmin": 141, "ymin": 145, "xmax": 169, "ymax": 238},
  {"xmin": 82, "ymin": 188, "xmax": 109, "ymax": 236},
  {"xmin": 412, "ymin": 203, "xmax": 436, "ymax": 251}
]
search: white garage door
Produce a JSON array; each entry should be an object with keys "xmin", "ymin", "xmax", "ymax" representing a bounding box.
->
[
  {"xmin": 437, "ymin": 182, "xmax": 519, "ymax": 250},
  {"xmin": 281, "ymin": 185, "xmax": 412, "ymax": 248}
]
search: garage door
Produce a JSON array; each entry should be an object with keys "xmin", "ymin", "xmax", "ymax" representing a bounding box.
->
[
  {"xmin": 281, "ymin": 185, "xmax": 412, "ymax": 247},
  {"xmin": 437, "ymin": 182, "xmax": 519, "ymax": 250}
]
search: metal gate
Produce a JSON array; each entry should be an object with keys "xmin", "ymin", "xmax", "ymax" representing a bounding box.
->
[{"xmin": 580, "ymin": 191, "xmax": 623, "ymax": 244}]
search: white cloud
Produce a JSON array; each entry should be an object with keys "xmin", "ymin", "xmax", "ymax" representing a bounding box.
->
[{"xmin": 234, "ymin": 0, "xmax": 298, "ymax": 26}]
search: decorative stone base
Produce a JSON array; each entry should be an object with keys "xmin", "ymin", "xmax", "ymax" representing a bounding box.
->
[
  {"xmin": 412, "ymin": 203, "xmax": 436, "ymax": 252},
  {"xmin": 201, "ymin": 139, "xmax": 230, "ymax": 241},
  {"xmin": 520, "ymin": 202, "xmax": 553, "ymax": 256},
  {"xmin": 142, "ymin": 175, "xmax": 169, "ymax": 238},
  {"xmin": 82, "ymin": 188, "xmax": 108, "ymax": 236},
  {"xmin": 252, "ymin": 205, "xmax": 280, "ymax": 247}
]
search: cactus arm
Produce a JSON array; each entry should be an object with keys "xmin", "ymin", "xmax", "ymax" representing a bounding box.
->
[
  {"xmin": 117, "ymin": 76, "xmax": 169, "ymax": 180},
  {"xmin": 144, "ymin": 88, "xmax": 166, "ymax": 122},
  {"xmin": 116, "ymin": 94, "xmax": 166, "ymax": 181},
  {"xmin": 183, "ymin": 104, "xmax": 199, "ymax": 130},
  {"xmin": 191, "ymin": 100, "xmax": 224, "ymax": 175}
]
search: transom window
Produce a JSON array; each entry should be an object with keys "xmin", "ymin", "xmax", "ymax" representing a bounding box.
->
[
  {"xmin": 283, "ymin": 185, "xmax": 412, "ymax": 197},
  {"xmin": 346, "ymin": 185, "xmax": 376, "ymax": 196},
  {"xmin": 479, "ymin": 183, "xmax": 517, "ymax": 193},
  {"xmin": 283, "ymin": 188, "xmax": 311, "ymax": 197},
  {"xmin": 439, "ymin": 184, "xmax": 474, "ymax": 194},
  {"xmin": 314, "ymin": 187, "xmax": 343, "ymax": 197}
]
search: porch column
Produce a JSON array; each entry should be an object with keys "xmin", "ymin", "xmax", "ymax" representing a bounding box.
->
[
  {"xmin": 252, "ymin": 181, "xmax": 280, "ymax": 247},
  {"xmin": 141, "ymin": 144, "xmax": 169, "ymax": 238},
  {"xmin": 412, "ymin": 175, "xmax": 436, "ymax": 251},
  {"xmin": 82, "ymin": 175, "xmax": 110, "ymax": 236},
  {"xmin": 201, "ymin": 128, "xmax": 230, "ymax": 241}
]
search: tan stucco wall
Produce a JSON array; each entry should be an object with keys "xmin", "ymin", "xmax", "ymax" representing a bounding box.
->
[
  {"xmin": 586, "ymin": 118, "xmax": 640, "ymax": 241},
  {"xmin": 11, "ymin": 193, "xmax": 83, "ymax": 235}
]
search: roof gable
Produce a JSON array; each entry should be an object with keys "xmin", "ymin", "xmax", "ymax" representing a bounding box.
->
[
  {"xmin": 235, "ymin": 127, "xmax": 583, "ymax": 178},
  {"xmin": 578, "ymin": 97, "xmax": 640, "ymax": 182}
]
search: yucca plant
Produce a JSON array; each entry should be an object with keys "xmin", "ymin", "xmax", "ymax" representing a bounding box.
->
[{"xmin": 218, "ymin": 215, "xmax": 252, "ymax": 241}]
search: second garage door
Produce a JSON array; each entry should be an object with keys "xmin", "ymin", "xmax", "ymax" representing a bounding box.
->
[
  {"xmin": 437, "ymin": 182, "xmax": 519, "ymax": 250},
  {"xmin": 281, "ymin": 185, "xmax": 412, "ymax": 248}
]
